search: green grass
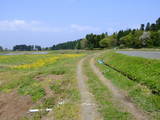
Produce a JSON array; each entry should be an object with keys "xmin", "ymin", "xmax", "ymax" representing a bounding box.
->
[
  {"xmin": 100, "ymin": 50, "xmax": 160, "ymax": 94},
  {"xmin": 83, "ymin": 57, "xmax": 133, "ymax": 120},
  {"xmin": 0, "ymin": 54, "xmax": 51, "ymax": 65},
  {"xmin": 43, "ymin": 54, "xmax": 82, "ymax": 120},
  {"xmin": 97, "ymin": 50, "xmax": 160, "ymax": 119}
]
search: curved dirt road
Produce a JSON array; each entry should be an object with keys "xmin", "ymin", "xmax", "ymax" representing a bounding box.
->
[
  {"xmin": 77, "ymin": 57, "xmax": 101, "ymax": 120},
  {"xmin": 90, "ymin": 56, "xmax": 148, "ymax": 120}
]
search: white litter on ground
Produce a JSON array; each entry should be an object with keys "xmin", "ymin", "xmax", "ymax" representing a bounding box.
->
[
  {"xmin": 28, "ymin": 100, "xmax": 66, "ymax": 113},
  {"xmin": 82, "ymin": 103, "xmax": 96, "ymax": 106},
  {"xmin": 29, "ymin": 108, "xmax": 52, "ymax": 113},
  {"xmin": 58, "ymin": 100, "xmax": 65, "ymax": 105}
]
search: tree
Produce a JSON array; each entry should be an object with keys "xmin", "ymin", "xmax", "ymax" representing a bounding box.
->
[
  {"xmin": 145, "ymin": 22, "xmax": 150, "ymax": 31},
  {"xmin": 99, "ymin": 35, "xmax": 116, "ymax": 48},
  {"xmin": 150, "ymin": 24, "xmax": 157, "ymax": 31},
  {"xmin": 75, "ymin": 41, "xmax": 81, "ymax": 49},
  {"xmin": 156, "ymin": 17, "xmax": 160, "ymax": 30},
  {"xmin": 140, "ymin": 24, "xmax": 145, "ymax": 31},
  {"xmin": 139, "ymin": 32, "xmax": 153, "ymax": 47},
  {"xmin": 119, "ymin": 33, "xmax": 134, "ymax": 47},
  {"xmin": 0, "ymin": 46, "xmax": 3, "ymax": 51},
  {"xmin": 132, "ymin": 30, "xmax": 143, "ymax": 48},
  {"xmin": 85, "ymin": 33, "xmax": 105, "ymax": 49},
  {"xmin": 35, "ymin": 45, "xmax": 42, "ymax": 51},
  {"xmin": 13, "ymin": 44, "xmax": 35, "ymax": 51},
  {"xmin": 99, "ymin": 37, "xmax": 112, "ymax": 48},
  {"xmin": 51, "ymin": 40, "xmax": 81, "ymax": 50},
  {"xmin": 117, "ymin": 29, "xmax": 131, "ymax": 45},
  {"xmin": 150, "ymin": 31, "xmax": 160, "ymax": 46},
  {"xmin": 80, "ymin": 39, "xmax": 88, "ymax": 49}
]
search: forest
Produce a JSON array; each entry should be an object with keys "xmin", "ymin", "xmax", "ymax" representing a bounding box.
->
[{"xmin": 51, "ymin": 17, "xmax": 160, "ymax": 50}]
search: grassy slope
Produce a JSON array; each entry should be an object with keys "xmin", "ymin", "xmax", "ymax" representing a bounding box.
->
[
  {"xmin": 83, "ymin": 56, "xmax": 133, "ymax": 120},
  {"xmin": 102, "ymin": 50, "xmax": 160, "ymax": 94},
  {"xmin": 97, "ymin": 50, "xmax": 160, "ymax": 120},
  {"xmin": 0, "ymin": 52, "xmax": 84, "ymax": 120}
]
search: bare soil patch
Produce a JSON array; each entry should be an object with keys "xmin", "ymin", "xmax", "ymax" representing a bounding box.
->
[
  {"xmin": 0, "ymin": 91, "xmax": 33, "ymax": 120},
  {"xmin": 35, "ymin": 74, "xmax": 63, "ymax": 82},
  {"xmin": 0, "ymin": 65, "xmax": 10, "ymax": 68}
]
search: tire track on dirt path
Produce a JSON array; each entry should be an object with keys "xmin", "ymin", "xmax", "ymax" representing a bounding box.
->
[
  {"xmin": 77, "ymin": 57, "xmax": 102, "ymax": 120},
  {"xmin": 90, "ymin": 55, "xmax": 149, "ymax": 120}
]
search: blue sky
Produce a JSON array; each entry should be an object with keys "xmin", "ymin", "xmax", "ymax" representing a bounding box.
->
[{"xmin": 0, "ymin": 0, "xmax": 160, "ymax": 49}]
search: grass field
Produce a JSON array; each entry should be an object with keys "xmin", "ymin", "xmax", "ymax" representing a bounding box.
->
[
  {"xmin": 101, "ymin": 50, "xmax": 160, "ymax": 94},
  {"xmin": 97, "ymin": 50, "xmax": 160, "ymax": 119},
  {"xmin": 0, "ymin": 51, "xmax": 85, "ymax": 120}
]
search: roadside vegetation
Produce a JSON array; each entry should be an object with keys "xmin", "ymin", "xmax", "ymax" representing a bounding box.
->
[
  {"xmin": 0, "ymin": 51, "xmax": 84, "ymax": 120},
  {"xmin": 97, "ymin": 50, "xmax": 160, "ymax": 119}
]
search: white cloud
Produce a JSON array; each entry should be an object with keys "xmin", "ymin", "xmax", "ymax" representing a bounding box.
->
[
  {"xmin": 0, "ymin": 20, "xmax": 28, "ymax": 31},
  {"xmin": 70, "ymin": 24, "xmax": 100, "ymax": 32},
  {"xmin": 0, "ymin": 20, "xmax": 101, "ymax": 33},
  {"xmin": 0, "ymin": 19, "xmax": 65, "ymax": 32}
]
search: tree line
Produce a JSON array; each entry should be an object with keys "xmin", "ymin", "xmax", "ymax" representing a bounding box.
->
[
  {"xmin": 51, "ymin": 39, "xmax": 82, "ymax": 50},
  {"xmin": 51, "ymin": 17, "xmax": 160, "ymax": 49},
  {"xmin": 13, "ymin": 45, "xmax": 43, "ymax": 51}
]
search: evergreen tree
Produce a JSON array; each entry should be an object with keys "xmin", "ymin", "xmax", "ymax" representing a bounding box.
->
[
  {"xmin": 76, "ymin": 41, "xmax": 81, "ymax": 49},
  {"xmin": 140, "ymin": 24, "xmax": 145, "ymax": 31},
  {"xmin": 145, "ymin": 22, "xmax": 150, "ymax": 31},
  {"xmin": 35, "ymin": 45, "xmax": 42, "ymax": 51},
  {"xmin": 156, "ymin": 17, "xmax": 160, "ymax": 30},
  {"xmin": 0, "ymin": 46, "xmax": 3, "ymax": 51},
  {"xmin": 150, "ymin": 24, "xmax": 157, "ymax": 31}
]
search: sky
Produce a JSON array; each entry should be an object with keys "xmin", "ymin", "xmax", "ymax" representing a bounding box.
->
[{"xmin": 0, "ymin": 0, "xmax": 160, "ymax": 49}]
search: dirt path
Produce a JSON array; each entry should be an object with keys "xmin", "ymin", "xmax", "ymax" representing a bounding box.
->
[
  {"xmin": 77, "ymin": 57, "xmax": 101, "ymax": 120},
  {"xmin": 90, "ymin": 56, "xmax": 148, "ymax": 120}
]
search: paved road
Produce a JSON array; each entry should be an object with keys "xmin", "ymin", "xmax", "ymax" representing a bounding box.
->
[{"xmin": 117, "ymin": 51, "xmax": 160, "ymax": 59}]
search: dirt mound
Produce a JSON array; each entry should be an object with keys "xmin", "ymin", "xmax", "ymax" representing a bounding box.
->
[{"xmin": 0, "ymin": 91, "xmax": 33, "ymax": 120}]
